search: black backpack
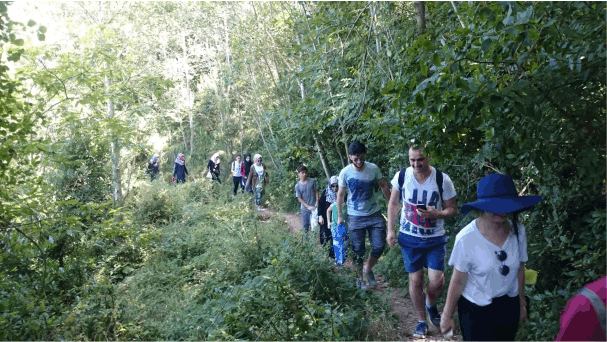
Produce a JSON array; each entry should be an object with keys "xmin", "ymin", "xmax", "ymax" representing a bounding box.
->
[{"xmin": 398, "ymin": 167, "xmax": 444, "ymax": 205}]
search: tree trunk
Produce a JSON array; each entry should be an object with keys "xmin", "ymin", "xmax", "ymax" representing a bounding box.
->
[
  {"xmin": 99, "ymin": 1, "xmax": 122, "ymax": 203},
  {"xmin": 254, "ymin": 115, "xmax": 280, "ymax": 172},
  {"xmin": 182, "ymin": 34, "xmax": 195, "ymax": 157},
  {"xmin": 336, "ymin": 142, "xmax": 346, "ymax": 168},
  {"xmin": 415, "ymin": 1, "xmax": 426, "ymax": 35},
  {"xmin": 314, "ymin": 137, "xmax": 331, "ymax": 180}
]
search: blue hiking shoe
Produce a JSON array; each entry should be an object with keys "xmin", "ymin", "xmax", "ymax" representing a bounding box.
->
[
  {"xmin": 413, "ymin": 321, "xmax": 428, "ymax": 338},
  {"xmin": 426, "ymin": 304, "xmax": 441, "ymax": 327},
  {"xmin": 356, "ymin": 278, "xmax": 367, "ymax": 290},
  {"xmin": 363, "ymin": 269, "xmax": 377, "ymax": 288}
]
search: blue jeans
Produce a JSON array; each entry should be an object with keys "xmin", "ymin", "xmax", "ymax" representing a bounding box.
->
[
  {"xmin": 348, "ymin": 213, "xmax": 386, "ymax": 265},
  {"xmin": 254, "ymin": 187, "xmax": 264, "ymax": 206},
  {"xmin": 301, "ymin": 208, "xmax": 312, "ymax": 232},
  {"xmin": 398, "ymin": 233, "xmax": 448, "ymax": 273}
]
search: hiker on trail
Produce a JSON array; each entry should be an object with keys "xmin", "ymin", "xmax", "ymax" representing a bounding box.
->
[
  {"xmin": 317, "ymin": 176, "xmax": 338, "ymax": 260},
  {"xmin": 336, "ymin": 140, "xmax": 391, "ymax": 290},
  {"xmin": 327, "ymin": 183, "xmax": 348, "ymax": 267},
  {"xmin": 295, "ymin": 165, "xmax": 319, "ymax": 233},
  {"xmin": 246, "ymin": 154, "xmax": 269, "ymax": 211},
  {"xmin": 387, "ymin": 144, "xmax": 458, "ymax": 337},
  {"xmin": 231, "ymin": 154, "xmax": 243, "ymax": 197},
  {"xmin": 173, "ymin": 153, "xmax": 188, "ymax": 184},
  {"xmin": 147, "ymin": 154, "xmax": 160, "ymax": 181},
  {"xmin": 208, "ymin": 153, "xmax": 221, "ymax": 184},
  {"xmin": 242, "ymin": 153, "xmax": 253, "ymax": 194},
  {"xmin": 440, "ymin": 174, "xmax": 541, "ymax": 341},
  {"xmin": 555, "ymin": 276, "xmax": 606, "ymax": 341}
]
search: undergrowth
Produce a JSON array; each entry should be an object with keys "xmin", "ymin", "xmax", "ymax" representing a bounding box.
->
[{"xmin": 56, "ymin": 179, "xmax": 384, "ymax": 340}]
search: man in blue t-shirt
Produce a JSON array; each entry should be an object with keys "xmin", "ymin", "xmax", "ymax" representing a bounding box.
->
[{"xmin": 336, "ymin": 141, "xmax": 391, "ymax": 290}]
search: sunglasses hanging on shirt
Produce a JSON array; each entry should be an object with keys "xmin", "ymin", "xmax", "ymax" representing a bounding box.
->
[{"xmin": 495, "ymin": 250, "xmax": 510, "ymax": 276}]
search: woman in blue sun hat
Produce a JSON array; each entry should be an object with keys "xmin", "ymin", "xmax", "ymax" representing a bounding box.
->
[{"xmin": 440, "ymin": 174, "xmax": 541, "ymax": 341}]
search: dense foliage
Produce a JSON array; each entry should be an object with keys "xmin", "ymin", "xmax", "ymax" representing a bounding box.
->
[{"xmin": 1, "ymin": 1, "xmax": 604, "ymax": 340}]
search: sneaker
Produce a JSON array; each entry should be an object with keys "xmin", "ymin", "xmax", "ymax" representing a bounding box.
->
[
  {"xmin": 356, "ymin": 278, "xmax": 367, "ymax": 290},
  {"xmin": 363, "ymin": 269, "xmax": 377, "ymax": 288},
  {"xmin": 413, "ymin": 321, "xmax": 428, "ymax": 338},
  {"xmin": 425, "ymin": 304, "xmax": 441, "ymax": 327},
  {"xmin": 257, "ymin": 206, "xmax": 261, "ymax": 211}
]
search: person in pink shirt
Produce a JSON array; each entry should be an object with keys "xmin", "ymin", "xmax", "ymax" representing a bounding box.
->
[{"xmin": 556, "ymin": 276, "xmax": 606, "ymax": 341}]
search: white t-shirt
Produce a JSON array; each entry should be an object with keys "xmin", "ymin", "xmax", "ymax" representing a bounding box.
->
[
  {"xmin": 390, "ymin": 166, "xmax": 456, "ymax": 237},
  {"xmin": 448, "ymin": 219, "xmax": 528, "ymax": 306},
  {"xmin": 338, "ymin": 162, "xmax": 383, "ymax": 216},
  {"xmin": 253, "ymin": 164, "xmax": 264, "ymax": 188},
  {"xmin": 231, "ymin": 161, "xmax": 242, "ymax": 177}
]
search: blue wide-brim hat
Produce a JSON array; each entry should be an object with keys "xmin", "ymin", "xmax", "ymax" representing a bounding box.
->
[{"xmin": 460, "ymin": 174, "xmax": 541, "ymax": 216}]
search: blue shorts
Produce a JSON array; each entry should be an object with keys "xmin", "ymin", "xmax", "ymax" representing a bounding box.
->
[
  {"xmin": 398, "ymin": 232, "xmax": 448, "ymax": 273},
  {"xmin": 348, "ymin": 213, "xmax": 386, "ymax": 264}
]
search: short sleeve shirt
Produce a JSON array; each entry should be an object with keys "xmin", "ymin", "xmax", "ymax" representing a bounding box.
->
[
  {"xmin": 295, "ymin": 178, "xmax": 317, "ymax": 210},
  {"xmin": 331, "ymin": 202, "xmax": 347, "ymax": 227},
  {"xmin": 390, "ymin": 166, "xmax": 456, "ymax": 237},
  {"xmin": 448, "ymin": 219, "xmax": 528, "ymax": 306},
  {"xmin": 338, "ymin": 162, "xmax": 383, "ymax": 217}
]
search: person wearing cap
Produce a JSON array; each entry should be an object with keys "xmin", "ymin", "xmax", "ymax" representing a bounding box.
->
[
  {"xmin": 336, "ymin": 140, "xmax": 391, "ymax": 290},
  {"xmin": 317, "ymin": 175, "xmax": 338, "ymax": 261},
  {"xmin": 387, "ymin": 143, "xmax": 458, "ymax": 337},
  {"xmin": 245, "ymin": 154, "xmax": 269, "ymax": 211},
  {"xmin": 440, "ymin": 174, "xmax": 541, "ymax": 341}
]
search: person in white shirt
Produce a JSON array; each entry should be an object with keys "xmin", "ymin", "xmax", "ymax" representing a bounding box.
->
[
  {"xmin": 231, "ymin": 155, "xmax": 243, "ymax": 197},
  {"xmin": 387, "ymin": 144, "xmax": 458, "ymax": 337},
  {"xmin": 441, "ymin": 174, "xmax": 541, "ymax": 341}
]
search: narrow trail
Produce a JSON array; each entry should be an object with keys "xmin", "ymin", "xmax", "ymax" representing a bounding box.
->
[{"xmin": 259, "ymin": 208, "xmax": 461, "ymax": 341}]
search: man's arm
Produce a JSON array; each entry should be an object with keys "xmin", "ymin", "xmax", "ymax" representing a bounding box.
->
[
  {"xmin": 297, "ymin": 197, "xmax": 313, "ymax": 211},
  {"xmin": 315, "ymin": 189, "xmax": 319, "ymax": 208},
  {"xmin": 336, "ymin": 186, "xmax": 345, "ymax": 224},
  {"xmin": 377, "ymin": 178, "xmax": 391, "ymax": 200},
  {"xmin": 386, "ymin": 188, "xmax": 401, "ymax": 248},
  {"xmin": 418, "ymin": 197, "xmax": 457, "ymax": 219}
]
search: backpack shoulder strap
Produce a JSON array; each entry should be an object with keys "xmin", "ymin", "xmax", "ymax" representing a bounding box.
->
[
  {"xmin": 435, "ymin": 167, "xmax": 444, "ymax": 203},
  {"xmin": 579, "ymin": 287, "xmax": 606, "ymax": 336},
  {"xmin": 398, "ymin": 168, "xmax": 407, "ymax": 201}
]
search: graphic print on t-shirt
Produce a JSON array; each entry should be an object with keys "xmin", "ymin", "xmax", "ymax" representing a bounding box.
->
[
  {"xmin": 348, "ymin": 178, "xmax": 375, "ymax": 213},
  {"xmin": 391, "ymin": 167, "xmax": 456, "ymax": 238},
  {"xmin": 404, "ymin": 188, "xmax": 439, "ymax": 228}
]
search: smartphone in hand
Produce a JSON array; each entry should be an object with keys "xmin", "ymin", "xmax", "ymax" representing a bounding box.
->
[{"xmin": 417, "ymin": 204, "xmax": 427, "ymax": 210}]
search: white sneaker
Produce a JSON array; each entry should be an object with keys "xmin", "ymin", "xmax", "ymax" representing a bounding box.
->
[{"xmin": 257, "ymin": 206, "xmax": 261, "ymax": 211}]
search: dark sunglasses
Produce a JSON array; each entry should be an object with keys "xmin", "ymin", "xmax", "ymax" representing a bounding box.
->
[
  {"xmin": 495, "ymin": 250, "xmax": 509, "ymax": 276},
  {"xmin": 331, "ymin": 184, "xmax": 339, "ymax": 188}
]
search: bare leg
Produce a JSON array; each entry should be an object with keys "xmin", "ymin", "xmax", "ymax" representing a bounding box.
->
[
  {"xmin": 408, "ymin": 269, "xmax": 427, "ymax": 321},
  {"xmin": 426, "ymin": 269, "xmax": 445, "ymax": 306}
]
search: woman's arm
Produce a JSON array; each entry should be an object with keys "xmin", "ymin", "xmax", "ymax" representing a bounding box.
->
[
  {"xmin": 440, "ymin": 268, "xmax": 469, "ymax": 334},
  {"xmin": 326, "ymin": 204, "xmax": 333, "ymax": 224},
  {"xmin": 518, "ymin": 262, "xmax": 527, "ymax": 326}
]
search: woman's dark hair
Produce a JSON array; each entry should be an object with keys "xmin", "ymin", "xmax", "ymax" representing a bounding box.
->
[{"xmin": 348, "ymin": 140, "xmax": 366, "ymax": 155}]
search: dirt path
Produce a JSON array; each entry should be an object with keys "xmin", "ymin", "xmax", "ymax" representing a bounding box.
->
[{"xmin": 259, "ymin": 208, "xmax": 460, "ymax": 341}]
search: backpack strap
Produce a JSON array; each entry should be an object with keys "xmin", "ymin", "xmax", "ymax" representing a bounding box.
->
[
  {"xmin": 578, "ymin": 287, "xmax": 607, "ymax": 337},
  {"xmin": 435, "ymin": 167, "xmax": 444, "ymax": 204},
  {"xmin": 398, "ymin": 168, "xmax": 407, "ymax": 201},
  {"xmin": 398, "ymin": 167, "xmax": 444, "ymax": 205}
]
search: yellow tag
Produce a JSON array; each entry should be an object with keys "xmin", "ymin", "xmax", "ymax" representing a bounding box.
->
[{"xmin": 525, "ymin": 269, "xmax": 538, "ymax": 285}]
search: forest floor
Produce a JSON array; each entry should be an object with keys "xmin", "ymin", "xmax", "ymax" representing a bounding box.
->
[{"xmin": 259, "ymin": 208, "xmax": 461, "ymax": 341}]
